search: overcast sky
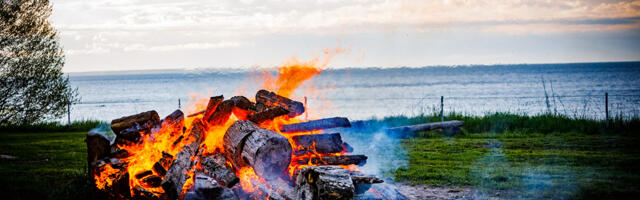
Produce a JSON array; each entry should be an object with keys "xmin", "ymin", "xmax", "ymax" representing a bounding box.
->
[{"xmin": 51, "ymin": 0, "xmax": 640, "ymax": 72}]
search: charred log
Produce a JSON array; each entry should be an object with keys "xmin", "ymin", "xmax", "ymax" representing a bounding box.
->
[
  {"xmin": 199, "ymin": 155, "xmax": 239, "ymax": 188},
  {"xmin": 351, "ymin": 176, "xmax": 384, "ymax": 184},
  {"xmin": 385, "ymin": 120, "xmax": 464, "ymax": 137},
  {"xmin": 87, "ymin": 131, "xmax": 111, "ymax": 194},
  {"xmin": 202, "ymin": 95, "xmax": 224, "ymax": 121},
  {"xmin": 132, "ymin": 186, "xmax": 158, "ymax": 200},
  {"xmin": 255, "ymin": 89, "xmax": 304, "ymax": 117},
  {"xmin": 268, "ymin": 178, "xmax": 296, "ymax": 200},
  {"xmin": 143, "ymin": 175, "xmax": 163, "ymax": 187},
  {"xmin": 162, "ymin": 119, "xmax": 207, "ymax": 199},
  {"xmin": 163, "ymin": 109, "xmax": 185, "ymax": 130},
  {"xmin": 280, "ymin": 117, "xmax": 351, "ymax": 133},
  {"xmin": 295, "ymin": 155, "xmax": 367, "ymax": 166},
  {"xmin": 296, "ymin": 166, "xmax": 355, "ymax": 200},
  {"xmin": 292, "ymin": 133, "xmax": 345, "ymax": 156},
  {"xmin": 223, "ymin": 120, "xmax": 292, "ymax": 180},
  {"xmin": 206, "ymin": 100, "xmax": 234, "ymax": 126},
  {"xmin": 135, "ymin": 170, "xmax": 153, "ymax": 179},
  {"xmin": 111, "ymin": 110, "xmax": 160, "ymax": 141},
  {"xmin": 248, "ymin": 106, "xmax": 290, "ymax": 124}
]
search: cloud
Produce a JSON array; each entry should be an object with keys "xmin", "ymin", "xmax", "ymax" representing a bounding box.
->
[{"xmin": 122, "ymin": 41, "xmax": 250, "ymax": 52}]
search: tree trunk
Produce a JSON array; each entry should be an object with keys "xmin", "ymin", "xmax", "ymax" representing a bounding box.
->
[
  {"xmin": 295, "ymin": 155, "xmax": 367, "ymax": 166},
  {"xmin": 291, "ymin": 133, "xmax": 345, "ymax": 156},
  {"xmin": 223, "ymin": 120, "xmax": 292, "ymax": 180},
  {"xmin": 280, "ymin": 117, "xmax": 350, "ymax": 133},
  {"xmin": 295, "ymin": 166, "xmax": 354, "ymax": 200},
  {"xmin": 255, "ymin": 90, "xmax": 304, "ymax": 117}
]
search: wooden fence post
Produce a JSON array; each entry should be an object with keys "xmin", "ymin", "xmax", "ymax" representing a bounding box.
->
[
  {"xmin": 440, "ymin": 96, "xmax": 444, "ymax": 123},
  {"xmin": 605, "ymin": 92, "xmax": 609, "ymax": 128}
]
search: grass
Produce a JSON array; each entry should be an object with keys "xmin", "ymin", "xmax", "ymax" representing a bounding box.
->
[
  {"xmin": 394, "ymin": 132, "xmax": 640, "ymax": 199},
  {"xmin": 0, "ymin": 120, "xmax": 104, "ymax": 133},
  {"xmin": 0, "ymin": 131, "xmax": 89, "ymax": 200}
]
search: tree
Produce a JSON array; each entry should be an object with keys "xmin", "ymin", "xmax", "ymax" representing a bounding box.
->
[{"xmin": 0, "ymin": 0, "xmax": 78, "ymax": 125}]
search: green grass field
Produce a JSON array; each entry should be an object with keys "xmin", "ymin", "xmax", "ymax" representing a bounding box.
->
[
  {"xmin": 0, "ymin": 132, "xmax": 89, "ymax": 200},
  {"xmin": 394, "ymin": 132, "xmax": 640, "ymax": 199}
]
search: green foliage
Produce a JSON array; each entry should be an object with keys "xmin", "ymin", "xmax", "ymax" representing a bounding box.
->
[
  {"xmin": 0, "ymin": 0, "xmax": 78, "ymax": 125},
  {"xmin": 0, "ymin": 120, "xmax": 103, "ymax": 133}
]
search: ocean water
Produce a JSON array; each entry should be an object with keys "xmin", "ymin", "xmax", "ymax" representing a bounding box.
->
[{"xmin": 68, "ymin": 62, "xmax": 640, "ymax": 122}]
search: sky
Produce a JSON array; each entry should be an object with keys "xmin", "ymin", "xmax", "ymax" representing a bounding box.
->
[{"xmin": 50, "ymin": 0, "xmax": 640, "ymax": 72}]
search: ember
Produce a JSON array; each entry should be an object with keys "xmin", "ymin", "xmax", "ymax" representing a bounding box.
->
[{"xmin": 87, "ymin": 60, "xmax": 391, "ymax": 199}]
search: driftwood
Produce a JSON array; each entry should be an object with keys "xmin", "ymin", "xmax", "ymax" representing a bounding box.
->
[
  {"xmin": 385, "ymin": 120, "xmax": 464, "ymax": 136},
  {"xmin": 296, "ymin": 166, "xmax": 354, "ymax": 200},
  {"xmin": 295, "ymin": 155, "xmax": 367, "ymax": 166},
  {"xmin": 223, "ymin": 120, "xmax": 292, "ymax": 180},
  {"xmin": 291, "ymin": 133, "xmax": 344, "ymax": 155},
  {"xmin": 255, "ymin": 90, "xmax": 304, "ymax": 117},
  {"xmin": 162, "ymin": 119, "xmax": 207, "ymax": 199},
  {"xmin": 280, "ymin": 117, "xmax": 351, "ymax": 133},
  {"xmin": 111, "ymin": 110, "xmax": 160, "ymax": 141},
  {"xmin": 199, "ymin": 155, "xmax": 239, "ymax": 188},
  {"xmin": 248, "ymin": 106, "xmax": 290, "ymax": 124},
  {"xmin": 202, "ymin": 95, "xmax": 224, "ymax": 121}
]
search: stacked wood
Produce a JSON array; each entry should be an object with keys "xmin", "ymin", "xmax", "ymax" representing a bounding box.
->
[
  {"xmin": 291, "ymin": 133, "xmax": 346, "ymax": 155},
  {"xmin": 255, "ymin": 90, "xmax": 304, "ymax": 117},
  {"xmin": 295, "ymin": 166, "xmax": 355, "ymax": 200},
  {"xmin": 280, "ymin": 117, "xmax": 351, "ymax": 133},
  {"xmin": 385, "ymin": 120, "xmax": 464, "ymax": 137},
  {"xmin": 223, "ymin": 120, "xmax": 292, "ymax": 180},
  {"xmin": 295, "ymin": 155, "xmax": 367, "ymax": 166},
  {"xmin": 199, "ymin": 154, "xmax": 239, "ymax": 188},
  {"xmin": 111, "ymin": 110, "xmax": 161, "ymax": 142},
  {"xmin": 248, "ymin": 106, "xmax": 290, "ymax": 124},
  {"xmin": 162, "ymin": 119, "xmax": 207, "ymax": 199}
]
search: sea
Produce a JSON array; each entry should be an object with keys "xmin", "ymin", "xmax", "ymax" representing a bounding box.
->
[{"xmin": 67, "ymin": 62, "xmax": 640, "ymax": 122}]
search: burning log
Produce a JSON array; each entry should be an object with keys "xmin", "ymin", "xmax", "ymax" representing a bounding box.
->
[
  {"xmin": 163, "ymin": 109, "xmax": 185, "ymax": 129},
  {"xmin": 206, "ymin": 100, "xmax": 235, "ymax": 126},
  {"xmin": 223, "ymin": 120, "xmax": 292, "ymax": 180},
  {"xmin": 199, "ymin": 155, "xmax": 239, "ymax": 188},
  {"xmin": 202, "ymin": 95, "xmax": 224, "ymax": 121},
  {"xmin": 183, "ymin": 173, "xmax": 236, "ymax": 200},
  {"xmin": 295, "ymin": 166, "xmax": 355, "ymax": 200},
  {"xmin": 255, "ymin": 89, "xmax": 304, "ymax": 117},
  {"xmin": 280, "ymin": 117, "xmax": 351, "ymax": 133},
  {"xmin": 132, "ymin": 186, "xmax": 158, "ymax": 200},
  {"xmin": 268, "ymin": 178, "xmax": 297, "ymax": 200},
  {"xmin": 162, "ymin": 119, "xmax": 207, "ymax": 199},
  {"xmin": 111, "ymin": 110, "xmax": 161, "ymax": 141},
  {"xmin": 385, "ymin": 120, "xmax": 464, "ymax": 137},
  {"xmin": 153, "ymin": 151, "xmax": 174, "ymax": 176},
  {"xmin": 142, "ymin": 175, "xmax": 163, "ymax": 187},
  {"xmin": 351, "ymin": 176, "xmax": 384, "ymax": 184},
  {"xmin": 248, "ymin": 106, "xmax": 290, "ymax": 124},
  {"xmin": 135, "ymin": 170, "xmax": 153, "ymax": 179},
  {"xmin": 231, "ymin": 96, "xmax": 256, "ymax": 120},
  {"xmin": 87, "ymin": 131, "xmax": 111, "ymax": 193},
  {"xmin": 292, "ymin": 133, "xmax": 345, "ymax": 155},
  {"xmin": 295, "ymin": 155, "xmax": 367, "ymax": 166}
]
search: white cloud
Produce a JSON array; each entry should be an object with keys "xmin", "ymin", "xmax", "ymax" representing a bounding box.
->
[{"xmin": 123, "ymin": 41, "xmax": 250, "ymax": 52}]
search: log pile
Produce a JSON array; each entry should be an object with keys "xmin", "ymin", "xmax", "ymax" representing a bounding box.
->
[{"xmin": 87, "ymin": 89, "xmax": 397, "ymax": 200}]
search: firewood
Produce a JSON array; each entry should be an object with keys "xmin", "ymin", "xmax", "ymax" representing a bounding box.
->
[
  {"xmin": 291, "ymin": 133, "xmax": 344, "ymax": 156},
  {"xmin": 86, "ymin": 131, "xmax": 111, "ymax": 190},
  {"xmin": 295, "ymin": 166, "xmax": 355, "ymax": 200},
  {"xmin": 231, "ymin": 96, "xmax": 256, "ymax": 121},
  {"xmin": 163, "ymin": 109, "xmax": 185, "ymax": 129},
  {"xmin": 255, "ymin": 89, "xmax": 304, "ymax": 117},
  {"xmin": 351, "ymin": 176, "xmax": 384, "ymax": 184},
  {"xmin": 199, "ymin": 155, "xmax": 239, "ymax": 188},
  {"xmin": 280, "ymin": 117, "xmax": 351, "ymax": 133},
  {"xmin": 250, "ymin": 180, "xmax": 286, "ymax": 200},
  {"xmin": 268, "ymin": 178, "xmax": 296, "ymax": 200},
  {"xmin": 153, "ymin": 162, "xmax": 167, "ymax": 177},
  {"xmin": 295, "ymin": 155, "xmax": 367, "ymax": 166},
  {"xmin": 248, "ymin": 106, "xmax": 290, "ymax": 124},
  {"xmin": 135, "ymin": 170, "xmax": 153, "ymax": 179},
  {"xmin": 385, "ymin": 120, "xmax": 464, "ymax": 137},
  {"xmin": 223, "ymin": 120, "xmax": 292, "ymax": 180},
  {"xmin": 111, "ymin": 110, "xmax": 160, "ymax": 141},
  {"xmin": 143, "ymin": 175, "xmax": 163, "ymax": 187},
  {"xmin": 342, "ymin": 142, "xmax": 354, "ymax": 153},
  {"xmin": 206, "ymin": 100, "xmax": 234, "ymax": 126},
  {"xmin": 203, "ymin": 95, "xmax": 224, "ymax": 121},
  {"xmin": 132, "ymin": 186, "xmax": 158, "ymax": 200},
  {"xmin": 162, "ymin": 119, "xmax": 207, "ymax": 200}
]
